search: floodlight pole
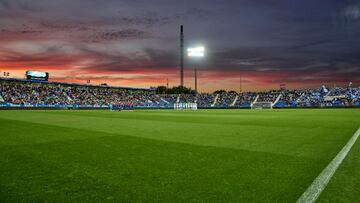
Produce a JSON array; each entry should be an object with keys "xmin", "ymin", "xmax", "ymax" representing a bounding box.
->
[
  {"xmin": 188, "ymin": 46, "xmax": 204, "ymax": 94},
  {"xmin": 180, "ymin": 25, "xmax": 184, "ymax": 87},
  {"xmin": 194, "ymin": 67, "xmax": 198, "ymax": 93},
  {"xmin": 240, "ymin": 75, "xmax": 242, "ymax": 93}
]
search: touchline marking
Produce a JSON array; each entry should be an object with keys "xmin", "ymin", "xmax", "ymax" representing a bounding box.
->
[{"xmin": 296, "ymin": 127, "xmax": 360, "ymax": 203}]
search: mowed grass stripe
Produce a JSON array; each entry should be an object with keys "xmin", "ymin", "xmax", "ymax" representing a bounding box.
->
[
  {"xmin": 0, "ymin": 117, "xmax": 339, "ymax": 164},
  {"xmin": 9, "ymin": 109, "xmax": 360, "ymax": 130},
  {"xmin": 0, "ymin": 122, "xmax": 325, "ymax": 202},
  {"xmin": 0, "ymin": 111, "xmax": 356, "ymax": 158},
  {"xmin": 0, "ymin": 118, "xmax": 111, "ymax": 146},
  {"xmin": 0, "ymin": 116, "xmax": 333, "ymax": 156}
]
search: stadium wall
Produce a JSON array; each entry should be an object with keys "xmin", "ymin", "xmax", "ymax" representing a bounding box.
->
[{"xmin": 2, "ymin": 104, "xmax": 358, "ymax": 110}]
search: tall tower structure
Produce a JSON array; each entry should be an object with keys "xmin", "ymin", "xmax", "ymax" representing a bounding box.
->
[
  {"xmin": 180, "ymin": 25, "xmax": 184, "ymax": 87},
  {"xmin": 195, "ymin": 68, "xmax": 198, "ymax": 93}
]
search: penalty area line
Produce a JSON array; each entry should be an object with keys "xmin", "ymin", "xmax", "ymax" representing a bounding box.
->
[{"xmin": 296, "ymin": 127, "xmax": 360, "ymax": 203}]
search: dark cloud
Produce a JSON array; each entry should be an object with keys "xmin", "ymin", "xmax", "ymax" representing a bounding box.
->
[
  {"xmin": 0, "ymin": 0, "xmax": 359, "ymax": 90},
  {"xmin": 114, "ymin": 13, "xmax": 172, "ymax": 27},
  {"xmin": 173, "ymin": 7, "xmax": 214, "ymax": 20},
  {"xmin": 92, "ymin": 29, "xmax": 151, "ymax": 41},
  {"xmin": 0, "ymin": 0, "xmax": 34, "ymax": 11},
  {"xmin": 342, "ymin": 4, "xmax": 360, "ymax": 22},
  {"xmin": 73, "ymin": 47, "xmax": 178, "ymax": 74},
  {"xmin": 39, "ymin": 22, "xmax": 93, "ymax": 32}
]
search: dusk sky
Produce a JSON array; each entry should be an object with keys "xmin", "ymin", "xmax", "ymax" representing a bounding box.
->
[{"xmin": 0, "ymin": 0, "xmax": 360, "ymax": 92}]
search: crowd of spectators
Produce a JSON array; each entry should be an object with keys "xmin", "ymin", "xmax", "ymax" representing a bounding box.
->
[
  {"xmin": 327, "ymin": 87, "xmax": 347, "ymax": 97},
  {"xmin": 351, "ymin": 88, "xmax": 360, "ymax": 105},
  {"xmin": 295, "ymin": 88, "xmax": 328, "ymax": 107},
  {"xmin": 162, "ymin": 95, "xmax": 178, "ymax": 104},
  {"xmin": 276, "ymin": 90, "xmax": 304, "ymax": 106},
  {"xmin": 1, "ymin": 79, "xmax": 359, "ymax": 108},
  {"xmin": 235, "ymin": 92, "xmax": 257, "ymax": 106},
  {"xmin": 215, "ymin": 93, "xmax": 237, "ymax": 107},
  {"xmin": 0, "ymin": 80, "xmax": 156, "ymax": 107},
  {"xmin": 0, "ymin": 81, "xmax": 69, "ymax": 105},
  {"xmin": 196, "ymin": 93, "xmax": 215, "ymax": 107},
  {"xmin": 257, "ymin": 90, "xmax": 280, "ymax": 103},
  {"xmin": 179, "ymin": 94, "xmax": 196, "ymax": 103}
]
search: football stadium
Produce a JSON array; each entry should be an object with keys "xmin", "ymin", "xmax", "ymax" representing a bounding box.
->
[
  {"xmin": 1, "ymin": 0, "xmax": 360, "ymax": 202},
  {"xmin": 1, "ymin": 74, "xmax": 360, "ymax": 203}
]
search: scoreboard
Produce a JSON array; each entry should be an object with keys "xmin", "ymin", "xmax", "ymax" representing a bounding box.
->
[{"xmin": 26, "ymin": 71, "xmax": 49, "ymax": 81}]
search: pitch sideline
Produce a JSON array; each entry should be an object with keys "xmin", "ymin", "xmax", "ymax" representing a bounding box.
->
[{"xmin": 296, "ymin": 127, "xmax": 360, "ymax": 203}]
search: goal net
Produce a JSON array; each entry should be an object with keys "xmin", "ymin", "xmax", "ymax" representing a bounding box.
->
[
  {"xmin": 251, "ymin": 102, "xmax": 272, "ymax": 109},
  {"xmin": 174, "ymin": 103, "xmax": 198, "ymax": 110}
]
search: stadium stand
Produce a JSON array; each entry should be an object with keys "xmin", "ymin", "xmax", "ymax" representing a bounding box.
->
[
  {"xmin": 251, "ymin": 91, "xmax": 280, "ymax": 109},
  {"xmin": 162, "ymin": 95, "xmax": 178, "ymax": 104},
  {"xmin": 179, "ymin": 94, "xmax": 196, "ymax": 103},
  {"xmin": 0, "ymin": 77, "xmax": 359, "ymax": 109},
  {"xmin": 215, "ymin": 93, "xmax": 237, "ymax": 107},
  {"xmin": 295, "ymin": 88, "xmax": 327, "ymax": 107},
  {"xmin": 273, "ymin": 90, "xmax": 303, "ymax": 108},
  {"xmin": 196, "ymin": 93, "xmax": 215, "ymax": 108},
  {"xmin": 234, "ymin": 92, "xmax": 257, "ymax": 108},
  {"xmin": 0, "ymin": 94, "xmax": 4, "ymax": 103},
  {"xmin": 256, "ymin": 90, "xmax": 280, "ymax": 103}
]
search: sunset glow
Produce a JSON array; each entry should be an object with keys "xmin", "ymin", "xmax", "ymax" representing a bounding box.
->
[{"xmin": 0, "ymin": 0, "xmax": 359, "ymax": 92}]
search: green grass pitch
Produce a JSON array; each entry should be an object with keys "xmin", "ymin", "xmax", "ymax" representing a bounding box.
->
[{"xmin": 0, "ymin": 109, "xmax": 359, "ymax": 202}]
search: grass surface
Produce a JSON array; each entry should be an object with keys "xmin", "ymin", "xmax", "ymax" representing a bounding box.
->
[{"xmin": 0, "ymin": 109, "xmax": 359, "ymax": 202}]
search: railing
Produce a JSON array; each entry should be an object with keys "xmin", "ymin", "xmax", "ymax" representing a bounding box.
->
[
  {"xmin": 250, "ymin": 95, "xmax": 259, "ymax": 108},
  {"xmin": 211, "ymin": 94, "xmax": 219, "ymax": 107},
  {"xmin": 271, "ymin": 94, "xmax": 282, "ymax": 108},
  {"xmin": 230, "ymin": 95, "xmax": 238, "ymax": 107}
]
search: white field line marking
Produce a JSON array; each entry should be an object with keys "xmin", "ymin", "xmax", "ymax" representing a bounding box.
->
[{"xmin": 297, "ymin": 127, "xmax": 360, "ymax": 203}]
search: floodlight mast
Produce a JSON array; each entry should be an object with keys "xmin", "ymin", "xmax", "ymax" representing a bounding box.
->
[
  {"xmin": 180, "ymin": 25, "xmax": 184, "ymax": 87},
  {"xmin": 187, "ymin": 46, "xmax": 205, "ymax": 93},
  {"xmin": 195, "ymin": 68, "xmax": 198, "ymax": 93}
]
